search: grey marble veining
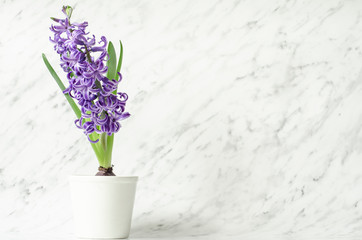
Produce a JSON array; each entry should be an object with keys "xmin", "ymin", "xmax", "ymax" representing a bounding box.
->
[{"xmin": 1, "ymin": 0, "xmax": 362, "ymax": 239}]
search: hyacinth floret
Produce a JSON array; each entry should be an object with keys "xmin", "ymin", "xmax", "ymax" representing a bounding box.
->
[{"xmin": 49, "ymin": 6, "xmax": 130, "ymax": 143}]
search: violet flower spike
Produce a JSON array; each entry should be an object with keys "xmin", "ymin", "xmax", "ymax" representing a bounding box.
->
[{"xmin": 49, "ymin": 6, "xmax": 130, "ymax": 143}]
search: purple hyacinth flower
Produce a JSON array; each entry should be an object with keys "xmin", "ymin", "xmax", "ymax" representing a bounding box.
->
[{"xmin": 50, "ymin": 6, "xmax": 130, "ymax": 142}]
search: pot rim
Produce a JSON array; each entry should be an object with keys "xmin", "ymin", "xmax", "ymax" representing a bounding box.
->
[{"xmin": 69, "ymin": 175, "xmax": 138, "ymax": 183}]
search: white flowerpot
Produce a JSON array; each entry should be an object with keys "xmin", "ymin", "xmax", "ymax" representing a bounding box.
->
[{"xmin": 69, "ymin": 176, "xmax": 138, "ymax": 239}]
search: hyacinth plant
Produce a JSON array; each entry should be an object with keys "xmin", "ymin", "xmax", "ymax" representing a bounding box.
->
[{"xmin": 42, "ymin": 6, "xmax": 130, "ymax": 176}]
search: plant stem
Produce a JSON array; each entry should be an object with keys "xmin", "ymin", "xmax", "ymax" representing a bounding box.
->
[
  {"xmin": 100, "ymin": 132, "xmax": 112, "ymax": 168},
  {"xmin": 84, "ymin": 45, "xmax": 92, "ymax": 63}
]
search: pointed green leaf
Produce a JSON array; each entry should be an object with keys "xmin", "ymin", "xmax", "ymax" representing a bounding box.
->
[
  {"xmin": 106, "ymin": 41, "xmax": 117, "ymax": 81},
  {"xmin": 42, "ymin": 53, "xmax": 81, "ymax": 119},
  {"xmin": 112, "ymin": 40, "xmax": 123, "ymax": 94},
  {"xmin": 105, "ymin": 41, "xmax": 124, "ymax": 168},
  {"xmin": 42, "ymin": 53, "xmax": 105, "ymax": 165},
  {"xmin": 116, "ymin": 40, "xmax": 123, "ymax": 74}
]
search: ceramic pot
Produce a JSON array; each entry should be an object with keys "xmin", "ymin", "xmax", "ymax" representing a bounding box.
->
[{"xmin": 69, "ymin": 176, "xmax": 138, "ymax": 239}]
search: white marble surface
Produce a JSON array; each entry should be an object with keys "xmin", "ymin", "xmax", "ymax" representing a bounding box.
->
[{"xmin": 1, "ymin": 0, "xmax": 362, "ymax": 239}]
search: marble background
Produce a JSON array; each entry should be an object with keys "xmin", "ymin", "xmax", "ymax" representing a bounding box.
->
[{"xmin": 1, "ymin": 0, "xmax": 362, "ymax": 239}]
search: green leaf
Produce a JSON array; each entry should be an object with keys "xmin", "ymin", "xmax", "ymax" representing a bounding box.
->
[
  {"xmin": 106, "ymin": 41, "xmax": 117, "ymax": 81},
  {"xmin": 42, "ymin": 53, "xmax": 105, "ymax": 166},
  {"xmin": 103, "ymin": 41, "xmax": 125, "ymax": 168},
  {"xmin": 42, "ymin": 53, "xmax": 81, "ymax": 119},
  {"xmin": 116, "ymin": 40, "xmax": 123, "ymax": 75},
  {"xmin": 112, "ymin": 40, "xmax": 123, "ymax": 95}
]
